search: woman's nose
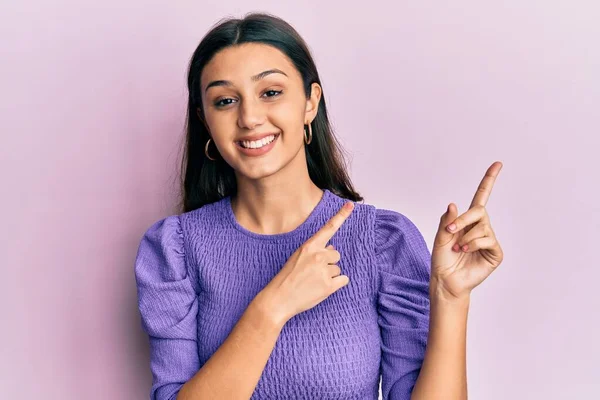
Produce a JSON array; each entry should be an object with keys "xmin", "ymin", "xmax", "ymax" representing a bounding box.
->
[{"xmin": 237, "ymin": 97, "xmax": 267, "ymax": 130}]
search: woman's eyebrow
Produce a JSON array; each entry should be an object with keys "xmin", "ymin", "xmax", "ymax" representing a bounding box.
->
[{"xmin": 204, "ymin": 68, "xmax": 288, "ymax": 94}]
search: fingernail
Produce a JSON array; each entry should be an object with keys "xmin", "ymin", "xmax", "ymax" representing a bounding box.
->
[
  {"xmin": 447, "ymin": 223, "xmax": 456, "ymax": 232},
  {"xmin": 345, "ymin": 202, "xmax": 354, "ymax": 210},
  {"xmin": 462, "ymin": 245, "xmax": 469, "ymax": 252}
]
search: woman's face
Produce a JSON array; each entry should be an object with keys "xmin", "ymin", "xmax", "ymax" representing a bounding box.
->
[{"xmin": 199, "ymin": 43, "xmax": 321, "ymax": 181}]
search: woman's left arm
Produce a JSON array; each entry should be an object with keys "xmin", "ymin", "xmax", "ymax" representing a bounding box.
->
[
  {"xmin": 412, "ymin": 161, "xmax": 505, "ymax": 400},
  {"xmin": 411, "ymin": 280, "xmax": 470, "ymax": 399}
]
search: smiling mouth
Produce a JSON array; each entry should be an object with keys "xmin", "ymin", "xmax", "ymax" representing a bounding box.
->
[{"xmin": 235, "ymin": 133, "xmax": 280, "ymax": 149}]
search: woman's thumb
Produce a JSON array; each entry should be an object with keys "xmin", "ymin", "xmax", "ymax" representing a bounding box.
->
[{"xmin": 436, "ymin": 203, "xmax": 459, "ymax": 242}]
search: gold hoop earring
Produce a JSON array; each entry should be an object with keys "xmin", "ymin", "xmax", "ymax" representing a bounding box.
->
[
  {"xmin": 205, "ymin": 138, "xmax": 217, "ymax": 161},
  {"xmin": 304, "ymin": 122, "xmax": 313, "ymax": 145}
]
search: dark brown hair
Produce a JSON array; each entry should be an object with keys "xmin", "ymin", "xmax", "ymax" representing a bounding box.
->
[{"xmin": 178, "ymin": 12, "xmax": 363, "ymax": 213}]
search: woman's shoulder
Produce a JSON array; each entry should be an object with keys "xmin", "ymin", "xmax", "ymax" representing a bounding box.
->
[
  {"xmin": 373, "ymin": 207, "xmax": 417, "ymax": 235},
  {"xmin": 327, "ymin": 190, "xmax": 424, "ymax": 236},
  {"xmin": 139, "ymin": 196, "xmax": 228, "ymax": 242},
  {"xmin": 349, "ymin": 195, "xmax": 426, "ymax": 249},
  {"xmin": 172, "ymin": 196, "xmax": 237, "ymax": 236}
]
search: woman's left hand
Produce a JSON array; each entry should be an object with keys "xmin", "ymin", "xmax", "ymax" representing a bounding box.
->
[{"xmin": 430, "ymin": 161, "xmax": 504, "ymax": 301}]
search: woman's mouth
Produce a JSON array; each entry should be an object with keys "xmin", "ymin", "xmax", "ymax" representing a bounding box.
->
[{"xmin": 235, "ymin": 133, "xmax": 280, "ymax": 157}]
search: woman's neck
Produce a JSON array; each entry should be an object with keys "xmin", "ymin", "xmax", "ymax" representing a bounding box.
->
[{"xmin": 231, "ymin": 180, "xmax": 324, "ymax": 236}]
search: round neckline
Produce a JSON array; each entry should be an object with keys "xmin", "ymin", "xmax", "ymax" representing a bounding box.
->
[{"xmin": 224, "ymin": 189, "xmax": 331, "ymax": 241}]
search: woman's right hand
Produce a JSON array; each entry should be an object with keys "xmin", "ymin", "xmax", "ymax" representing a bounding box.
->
[{"xmin": 259, "ymin": 201, "xmax": 355, "ymax": 325}]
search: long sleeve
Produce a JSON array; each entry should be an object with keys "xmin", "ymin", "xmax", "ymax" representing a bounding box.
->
[
  {"xmin": 134, "ymin": 215, "xmax": 200, "ymax": 400},
  {"xmin": 375, "ymin": 208, "xmax": 431, "ymax": 400}
]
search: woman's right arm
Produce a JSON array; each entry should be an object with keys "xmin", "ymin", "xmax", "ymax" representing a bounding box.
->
[
  {"xmin": 135, "ymin": 216, "xmax": 289, "ymax": 400},
  {"xmin": 177, "ymin": 201, "xmax": 356, "ymax": 399},
  {"xmin": 137, "ymin": 203, "xmax": 354, "ymax": 399},
  {"xmin": 177, "ymin": 201, "xmax": 355, "ymax": 399},
  {"xmin": 176, "ymin": 290, "xmax": 285, "ymax": 400}
]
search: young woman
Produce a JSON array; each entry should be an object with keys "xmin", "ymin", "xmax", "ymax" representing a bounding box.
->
[{"xmin": 134, "ymin": 12, "xmax": 504, "ymax": 400}]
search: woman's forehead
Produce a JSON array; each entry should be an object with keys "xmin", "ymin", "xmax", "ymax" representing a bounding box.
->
[{"xmin": 201, "ymin": 43, "xmax": 297, "ymax": 86}]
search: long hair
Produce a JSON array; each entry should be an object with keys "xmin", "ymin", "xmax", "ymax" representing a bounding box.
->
[{"xmin": 178, "ymin": 12, "xmax": 363, "ymax": 213}]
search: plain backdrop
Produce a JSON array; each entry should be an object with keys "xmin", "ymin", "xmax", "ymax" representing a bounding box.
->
[{"xmin": 1, "ymin": 1, "xmax": 598, "ymax": 399}]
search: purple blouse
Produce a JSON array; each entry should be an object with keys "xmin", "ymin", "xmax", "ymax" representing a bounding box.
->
[{"xmin": 134, "ymin": 189, "xmax": 431, "ymax": 399}]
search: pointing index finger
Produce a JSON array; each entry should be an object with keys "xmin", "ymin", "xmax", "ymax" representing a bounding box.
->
[
  {"xmin": 311, "ymin": 201, "xmax": 355, "ymax": 247},
  {"xmin": 469, "ymin": 161, "xmax": 503, "ymax": 209}
]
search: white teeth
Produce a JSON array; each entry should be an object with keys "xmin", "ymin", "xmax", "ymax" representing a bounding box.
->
[{"xmin": 240, "ymin": 134, "xmax": 276, "ymax": 149}]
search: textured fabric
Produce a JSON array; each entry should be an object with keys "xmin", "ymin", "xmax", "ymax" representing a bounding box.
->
[{"xmin": 134, "ymin": 189, "xmax": 431, "ymax": 400}]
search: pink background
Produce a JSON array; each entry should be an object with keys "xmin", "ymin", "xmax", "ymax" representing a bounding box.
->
[{"xmin": 2, "ymin": 1, "xmax": 598, "ymax": 398}]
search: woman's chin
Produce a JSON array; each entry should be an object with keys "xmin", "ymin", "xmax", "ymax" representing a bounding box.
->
[{"xmin": 235, "ymin": 161, "xmax": 284, "ymax": 181}]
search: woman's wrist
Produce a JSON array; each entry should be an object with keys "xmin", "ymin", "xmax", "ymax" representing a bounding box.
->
[
  {"xmin": 252, "ymin": 288, "xmax": 290, "ymax": 329},
  {"xmin": 430, "ymin": 276, "xmax": 471, "ymax": 307}
]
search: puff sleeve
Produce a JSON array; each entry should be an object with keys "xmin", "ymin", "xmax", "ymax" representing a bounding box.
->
[
  {"xmin": 134, "ymin": 215, "xmax": 200, "ymax": 400},
  {"xmin": 375, "ymin": 209, "xmax": 431, "ymax": 400}
]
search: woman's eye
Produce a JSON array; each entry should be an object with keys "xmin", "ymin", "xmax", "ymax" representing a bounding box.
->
[
  {"xmin": 213, "ymin": 90, "xmax": 282, "ymax": 108},
  {"xmin": 263, "ymin": 90, "xmax": 282, "ymax": 98},
  {"xmin": 214, "ymin": 98, "xmax": 236, "ymax": 108}
]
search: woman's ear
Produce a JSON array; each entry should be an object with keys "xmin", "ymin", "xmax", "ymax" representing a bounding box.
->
[{"xmin": 304, "ymin": 82, "xmax": 322, "ymax": 123}]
